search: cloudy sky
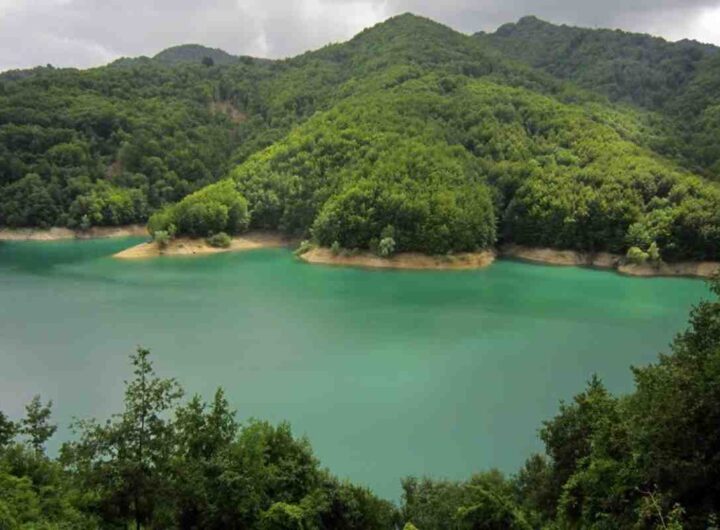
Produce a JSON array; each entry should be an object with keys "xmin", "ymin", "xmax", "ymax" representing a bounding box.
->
[{"xmin": 1, "ymin": 0, "xmax": 720, "ymax": 71}]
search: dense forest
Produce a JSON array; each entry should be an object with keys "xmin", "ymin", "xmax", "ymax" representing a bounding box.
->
[
  {"xmin": 1, "ymin": 277, "xmax": 719, "ymax": 529},
  {"xmin": 2, "ymin": 14, "xmax": 720, "ymax": 261},
  {"xmin": 476, "ymin": 16, "xmax": 720, "ymax": 177}
]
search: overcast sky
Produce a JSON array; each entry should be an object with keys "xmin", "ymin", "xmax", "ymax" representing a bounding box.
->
[{"xmin": 1, "ymin": 0, "xmax": 720, "ymax": 71}]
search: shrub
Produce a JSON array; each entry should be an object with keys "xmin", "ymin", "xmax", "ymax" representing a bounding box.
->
[
  {"xmin": 154, "ymin": 230, "xmax": 171, "ymax": 250},
  {"xmin": 379, "ymin": 236, "xmax": 396, "ymax": 257},
  {"xmin": 206, "ymin": 231, "xmax": 232, "ymax": 248},
  {"xmin": 647, "ymin": 241, "xmax": 661, "ymax": 263},
  {"xmin": 294, "ymin": 240, "xmax": 313, "ymax": 256},
  {"xmin": 330, "ymin": 241, "xmax": 341, "ymax": 255},
  {"xmin": 626, "ymin": 246, "xmax": 649, "ymax": 265}
]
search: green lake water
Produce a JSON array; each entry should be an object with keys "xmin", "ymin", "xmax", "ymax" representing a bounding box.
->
[{"xmin": 0, "ymin": 237, "xmax": 711, "ymax": 500}]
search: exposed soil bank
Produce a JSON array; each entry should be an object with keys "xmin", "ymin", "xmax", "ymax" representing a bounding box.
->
[
  {"xmin": 113, "ymin": 231, "xmax": 292, "ymax": 259},
  {"xmin": 298, "ymin": 247, "xmax": 496, "ymax": 270},
  {"xmin": 500, "ymin": 244, "xmax": 719, "ymax": 279},
  {"xmin": 0, "ymin": 225, "xmax": 148, "ymax": 241}
]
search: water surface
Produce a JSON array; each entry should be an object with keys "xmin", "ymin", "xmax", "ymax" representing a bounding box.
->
[{"xmin": 0, "ymin": 238, "xmax": 710, "ymax": 499}]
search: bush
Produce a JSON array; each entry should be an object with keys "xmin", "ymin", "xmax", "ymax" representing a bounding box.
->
[
  {"xmin": 206, "ymin": 231, "xmax": 231, "ymax": 248},
  {"xmin": 330, "ymin": 241, "xmax": 341, "ymax": 255},
  {"xmin": 647, "ymin": 241, "xmax": 661, "ymax": 263},
  {"xmin": 154, "ymin": 230, "xmax": 171, "ymax": 249},
  {"xmin": 149, "ymin": 180, "xmax": 249, "ymax": 238},
  {"xmin": 626, "ymin": 246, "xmax": 649, "ymax": 265},
  {"xmin": 294, "ymin": 240, "xmax": 313, "ymax": 256},
  {"xmin": 378, "ymin": 236, "xmax": 396, "ymax": 257}
]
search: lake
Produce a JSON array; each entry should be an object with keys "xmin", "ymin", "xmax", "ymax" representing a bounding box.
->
[{"xmin": 0, "ymin": 237, "xmax": 710, "ymax": 500}]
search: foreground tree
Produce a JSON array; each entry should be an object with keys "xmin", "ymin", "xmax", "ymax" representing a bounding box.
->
[
  {"xmin": 64, "ymin": 347, "xmax": 183, "ymax": 529},
  {"xmin": 21, "ymin": 395, "xmax": 57, "ymax": 453}
]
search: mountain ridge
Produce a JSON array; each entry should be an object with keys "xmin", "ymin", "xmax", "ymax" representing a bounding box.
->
[{"xmin": 1, "ymin": 12, "xmax": 720, "ymax": 263}]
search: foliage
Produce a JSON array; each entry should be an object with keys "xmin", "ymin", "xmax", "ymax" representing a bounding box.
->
[
  {"xmin": 378, "ymin": 236, "xmax": 396, "ymax": 257},
  {"xmin": 294, "ymin": 240, "xmax": 313, "ymax": 256},
  {"xmin": 478, "ymin": 15, "xmax": 720, "ymax": 178},
  {"xmin": 4, "ymin": 13, "xmax": 720, "ymax": 262},
  {"xmin": 21, "ymin": 395, "xmax": 57, "ymax": 454},
  {"xmin": 149, "ymin": 178, "xmax": 249, "ymax": 237},
  {"xmin": 207, "ymin": 231, "xmax": 232, "ymax": 248},
  {"xmin": 402, "ymin": 472, "xmax": 532, "ymax": 530},
  {"xmin": 50, "ymin": 349, "xmax": 397, "ymax": 529},
  {"xmin": 154, "ymin": 229, "xmax": 172, "ymax": 249},
  {"xmin": 627, "ymin": 246, "xmax": 649, "ymax": 264}
]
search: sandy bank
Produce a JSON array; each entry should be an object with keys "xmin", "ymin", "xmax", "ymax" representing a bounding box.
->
[
  {"xmin": 113, "ymin": 231, "xmax": 292, "ymax": 259},
  {"xmin": 617, "ymin": 261, "xmax": 720, "ymax": 278},
  {"xmin": 0, "ymin": 225, "xmax": 148, "ymax": 241},
  {"xmin": 298, "ymin": 247, "xmax": 496, "ymax": 270},
  {"xmin": 499, "ymin": 244, "xmax": 621, "ymax": 268},
  {"xmin": 500, "ymin": 244, "xmax": 719, "ymax": 279}
]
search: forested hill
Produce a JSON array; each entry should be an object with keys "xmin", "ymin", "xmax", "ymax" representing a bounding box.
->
[
  {"xmin": 152, "ymin": 44, "xmax": 240, "ymax": 66},
  {"xmin": 476, "ymin": 15, "xmax": 718, "ymax": 110},
  {"xmin": 2, "ymin": 13, "xmax": 720, "ymax": 262},
  {"xmin": 477, "ymin": 16, "xmax": 720, "ymax": 176}
]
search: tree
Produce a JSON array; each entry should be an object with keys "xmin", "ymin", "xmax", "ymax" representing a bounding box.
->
[
  {"xmin": 626, "ymin": 246, "xmax": 649, "ymax": 264},
  {"xmin": 66, "ymin": 347, "xmax": 183, "ymax": 529},
  {"xmin": 172, "ymin": 388, "xmax": 238, "ymax": 528},
  {"xmin": 21, "ymin": 396, "xmax": 56, "ymax": 453},
  {"xmin": 539, "ymin": 375, "xmax": 617, "ymax": 511},
  {"xmin": 0, "ymin": 411, "xmax": 16, "ymax": 448},
  {"xmin": 378, "ymin": 236, "xmax": 396, "ymax": 257},
  {"xmin": 402, "ymin": 472, "xmax": 530, "ymax": 530},
  {"xmin": 648, "ymin": 241, "xmax": 662, "ymax": 263},
  {"xmin": 626, "ymin": 274, "xmax": 720, "ymax": 526},
  {"xmin": 153, "ymin": 229, "xmax": 171, "ymax": 249}
]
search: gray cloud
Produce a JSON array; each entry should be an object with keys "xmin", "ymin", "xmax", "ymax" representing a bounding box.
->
[{"xmin": 1, "ymin": 0, "xmax": 719, "ymax": 71}]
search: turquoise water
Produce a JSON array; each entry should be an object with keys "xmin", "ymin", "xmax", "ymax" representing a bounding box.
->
[{"xmin": 0, "ymin": 237, "xmax": 710, "ymax": 499}]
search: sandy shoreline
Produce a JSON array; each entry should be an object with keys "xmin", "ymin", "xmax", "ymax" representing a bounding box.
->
[
  {"xmin": 5, "ymin": 226, "xmax": 716, "ymax": 278},
  {"xmin": 298, "ymin": 247, "xmax": 496, "ymax": 270},
  {"xmin": 500, "ymin": 244, "xmax": 719, "ymax": 279},
  {"xmin": 0, "ymin": 225, "xmax": 148, "ymax": 241},
  {"xmin": 113, "ymin": 231, "xmax": 293, "ymax": 259}
]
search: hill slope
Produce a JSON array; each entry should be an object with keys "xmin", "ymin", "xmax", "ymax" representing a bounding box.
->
[
  {"xmin": 477, "ymin": 16, "xmax": 720, "ymax": 176},
  {"xmin": 1, "ymin": 13, "xmax": 719, "ymax": 261},
  {"xmin": 153, "ymin": 44, "xmax": 239, "ymax": 66},
  {"xmin": 149, "ymin": 15, "xmax": 720, "ymax": 261}
]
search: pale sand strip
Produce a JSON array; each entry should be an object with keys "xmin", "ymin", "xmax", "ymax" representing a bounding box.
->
[
  {"xmin": 500, "ymin": 244, "xmax": 719, "ymax": 279},
  {"xmin": 298, "ymin": 247, "xmax": 496, "ymax": 270},
  {"xmin": 0, "ymin": 225, "xmax": 148, "ymax": 241},
  {"xmin": 113, "ymin": 231, "xmax": 292, "ymax": 259}
]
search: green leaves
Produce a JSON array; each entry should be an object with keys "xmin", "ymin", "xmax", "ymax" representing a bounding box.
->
[
  {"xmin": 21, "ymin": 396, "xmax": 56, "ymax": 454},
  {"xmin": 149, "ymin": 179, "xmax": 249, "ymax": 237}
]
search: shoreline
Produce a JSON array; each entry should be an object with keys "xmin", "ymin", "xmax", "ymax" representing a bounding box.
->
[
  {"xmin": 0, "ymin": 225, "xmax": 148, "ymax": 241},
  {"xmin": 113, "ymin": 231, "xmax": 293, "ymax": 259},
  {"xmin": 4, "ymin": 227, "xmax": 716, "ymax": 278},
  {"xmin": 298, "ymin": 247, "xmax": 496, "ymax": 270},
  {"xmin": 499, "ymin": 244, "xmax": 719, "ymax": 279}
]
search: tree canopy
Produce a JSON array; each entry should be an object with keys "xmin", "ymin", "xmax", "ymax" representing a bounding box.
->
[{"xmin": 1, "ymin": 13, "xmax": 720, "ymax": 259}]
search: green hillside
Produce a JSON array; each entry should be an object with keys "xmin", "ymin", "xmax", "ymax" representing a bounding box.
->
[
  {"xmin": 2, "ymin": 13, "xmax": 720, "ymax": 262},
  {"xmin": 477, "ymin": 16, "xmax": 720, "ymax": 176},
  {"xmin": 153, "ymin": 15, "xmax": 720, "ymax": 261},
  {"xmin": 152, "ymin": 44, "xmax": 240, "ymax": 66}
]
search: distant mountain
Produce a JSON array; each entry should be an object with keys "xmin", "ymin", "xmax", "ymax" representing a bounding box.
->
[
  {"xmin": 153, "ymin": 44, "xmax": 239, "ymax": 66},
  {"xmin": 477, "ymin": 16, "xmax": 720, "ymax": 175},
  {"xmin": 476, "ymin": 15, "xmax": 718, "ymax": 110}
]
